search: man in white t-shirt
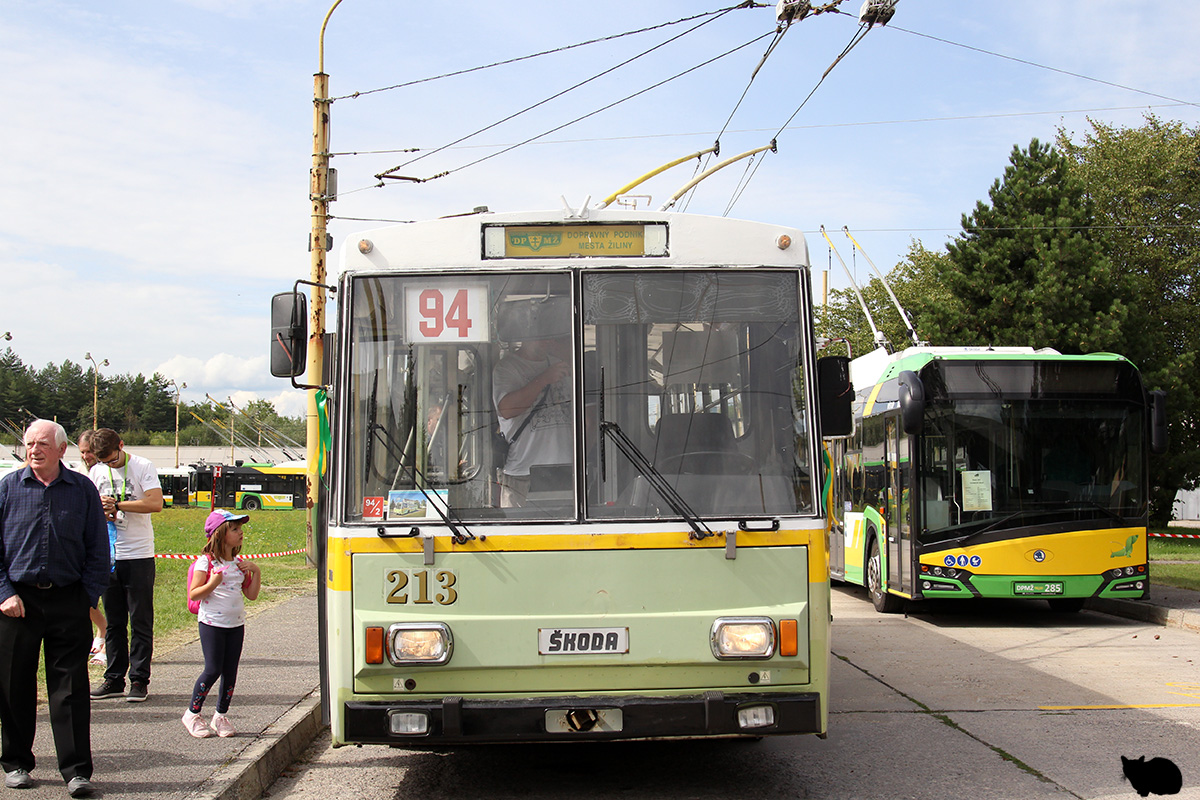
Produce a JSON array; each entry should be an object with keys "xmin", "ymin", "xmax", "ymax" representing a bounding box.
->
[
  {"xmin": 493, "ymin": 335, "xmax": 573, "ymax": 507},
  {"xmin": 86, "ymin": 429, "xmax": 163, "ymax": 703}
]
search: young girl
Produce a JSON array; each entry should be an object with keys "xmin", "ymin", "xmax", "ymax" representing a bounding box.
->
[{"xmin": 182, "ymin": 509, "xmax": 262, "ymax": 738}]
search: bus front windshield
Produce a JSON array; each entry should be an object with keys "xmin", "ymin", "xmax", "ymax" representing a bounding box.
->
[
  {"xmin": 920, "ymin": 397, "xmax": 1146, "ymax": 543},
  {"xmin": 342, "ymin": 269, "xmax": 815, "ymax": 526},
  {"xmin": 583, "ymin": 270, "xmax": 815, "ymax": 520}
]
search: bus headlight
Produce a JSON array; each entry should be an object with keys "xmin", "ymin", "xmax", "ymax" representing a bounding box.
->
[
  {"xmin": 386, "ymin": 623, "xmax": 453, "ymax": 665},
  {"xmin": 711, "ymin": 617, "xmax": 775, "ymax": 659}
]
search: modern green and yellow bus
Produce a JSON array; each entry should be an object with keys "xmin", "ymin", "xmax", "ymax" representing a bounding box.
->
[
  {"xmin": 272, "ymin": 208, "xmax": 852, "ymax": 746},
  {"xmin": 829, "ymin": 345, "xmax": 1167, "ymax": 613},
  {"xmin": 188, "ymin": 463, "xmax": 307, "ymax": 511}
]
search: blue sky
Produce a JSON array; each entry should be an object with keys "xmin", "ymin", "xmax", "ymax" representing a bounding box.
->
[{"xmin": 5, "ymin": 0, "xmax": 1199, "ymax": 417}]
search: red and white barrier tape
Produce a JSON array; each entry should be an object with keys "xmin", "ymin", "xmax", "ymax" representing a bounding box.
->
[
  {"xmin": 1149, "ymin": 531, "xmax": 1200, "ymax": 540},
  {"xmin": 155, "ymin": 549, "xmax": 306, "ymax": 560}
]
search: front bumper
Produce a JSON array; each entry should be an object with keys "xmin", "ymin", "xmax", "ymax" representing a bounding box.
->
[{"xmin": 344, "ymin": 690, "xmax": 822, "ymax": 744}]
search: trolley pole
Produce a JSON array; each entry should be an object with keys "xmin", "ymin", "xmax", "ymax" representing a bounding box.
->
[{"xmin": 307, "ymin": 0, "xmax": 341, "ymax": 554}]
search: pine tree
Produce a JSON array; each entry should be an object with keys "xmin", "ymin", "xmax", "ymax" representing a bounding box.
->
[{"xmin": 923, "ymin": 138, "xmax": 1128, "ymax": 354}]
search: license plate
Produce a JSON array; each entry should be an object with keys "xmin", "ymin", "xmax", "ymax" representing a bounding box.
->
[
  {"xmin": 1013, "ymin": 581, "xmax": 1064, "ymax": 596},
  {"xmin": 538, "ymin": 627, "xmax": 629, "ymax": 655}
]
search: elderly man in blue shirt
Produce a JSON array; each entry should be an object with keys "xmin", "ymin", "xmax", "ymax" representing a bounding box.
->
[{"xmin": 0, "ymin": 420, "xmax": 109, "ymax": 798}]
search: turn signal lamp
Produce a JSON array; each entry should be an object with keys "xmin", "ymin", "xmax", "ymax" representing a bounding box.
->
[
  {"xmin": 365, "ymin": 626, "xmax": 384, "ymax": 664},
  {"xmin": 778, "ymin": 619, "xmax": 798, "ymax": 657}
]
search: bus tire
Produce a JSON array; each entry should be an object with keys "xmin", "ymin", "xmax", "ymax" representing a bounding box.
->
[
  {"xmin": 1047, "ymin": 597, "xmax": 1085, "ymax": 613},
  {"xmin": 243, "ymin": 496, "xmax": 262, "ymax": 511},
  {"xmin": 867, "ymin": 537, "xmax": 904, "ymax": 614}
]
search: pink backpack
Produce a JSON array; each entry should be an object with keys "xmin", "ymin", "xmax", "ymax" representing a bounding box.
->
[
  {"xmin": 187, "ymin": 556, "xmax": 242, "ymax": 613},
  {"xmin": 186, "ymin": 559, "xmax": 202, "ymax": 614}
]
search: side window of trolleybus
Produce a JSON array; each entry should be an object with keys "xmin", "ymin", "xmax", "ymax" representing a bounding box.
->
[
  {"xmin": 345, "ymin": 273, "xmax": 576, "ymax": 523},
  {"xmin": 582, "ymin": 270, "xmax": 814, "ymax": 520}
]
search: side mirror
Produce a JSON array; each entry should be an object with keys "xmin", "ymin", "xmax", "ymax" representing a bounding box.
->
[
  {"xmin": 817, "ymin": 356, "xmax": 853, "ymax": 437},
  {"xmin": 1149, "ymin": 389, "xmax": 1168, "ymax": 455},
  {"xmin": 270, "ymin": 291, "xmax": 308, "ymax": 378},
  {"xmin": 897, "ymin": 370, "xmax": 925, "ymax": 435}
]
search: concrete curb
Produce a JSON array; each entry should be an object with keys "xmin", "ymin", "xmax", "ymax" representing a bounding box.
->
[
  {"xmin": 186, "ymin": 689, "xmax": 325, "ymax": 800},
  {"xmin": 1087, "ymin": 596, "xmax": 1200, "ymax": 633}
]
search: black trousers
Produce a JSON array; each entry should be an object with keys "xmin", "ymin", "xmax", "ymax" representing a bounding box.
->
[
  {"xmin": 0, "ymin": 583, "xmax": 93, "ymax": 780},
  {"xmin": 103, "ymin": 557, "xmax": 156, "ymax": 686}
]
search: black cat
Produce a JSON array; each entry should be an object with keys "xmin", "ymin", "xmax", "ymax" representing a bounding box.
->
[{"xmin": 1122, "ymin": 755, "xmax": 1183, "ymax": 797}]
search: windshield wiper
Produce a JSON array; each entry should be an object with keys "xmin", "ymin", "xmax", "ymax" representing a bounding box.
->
[
  {"xmin": 1066, "ymin": 499, "xmax": 1127, "ymax": 524},
  {"xmin": 600, "ymin": 419, "xmax": 713, "ymax": 540},
  {"xmin": 370, "ymin": 423, "xmax": 476, "ymax": 544},
  {"xmin": 941, "ymin": 509, "xmax": 1030, "ymax": 548}
]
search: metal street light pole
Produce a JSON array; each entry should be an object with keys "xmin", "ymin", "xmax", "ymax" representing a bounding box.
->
[
  {"xmin": 168, "ymin": 380, "xmax": 187, "ymax": 468},
  {"xmin": 84, "ymin": 352, "xmax": 109, "ymax": 430},
  {"xmin": 228, "ymin": 397, "xmax": 236, "ymax": 464}
]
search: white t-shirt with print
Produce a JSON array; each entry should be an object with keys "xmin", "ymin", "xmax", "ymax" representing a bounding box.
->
[
  {"xmin": 88, "ymin": 452, "xmax": 159, "ymax": 560},
  {"xmin": 193, "ymin": 554, "xmax": 248, "ymax": 628}
]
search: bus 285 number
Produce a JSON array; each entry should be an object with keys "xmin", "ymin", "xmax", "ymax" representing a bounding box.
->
[{"xmin": 385, "ymin": 569, "xmax": 458, "ymax": 605}]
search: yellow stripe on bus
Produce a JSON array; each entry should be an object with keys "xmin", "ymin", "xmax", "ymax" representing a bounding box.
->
[
  {"xmin": 863, "ymin": 381, "xmax": 885, "ymax": 417},
  {"xmin": 324, "ymin": 528, "xmax": 827, "ymax": 590}
]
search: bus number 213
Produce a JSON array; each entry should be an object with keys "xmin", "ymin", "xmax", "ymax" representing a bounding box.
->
[{"xmin": 386, "ymin": 569, "xmax": 458, "ymax": 605}]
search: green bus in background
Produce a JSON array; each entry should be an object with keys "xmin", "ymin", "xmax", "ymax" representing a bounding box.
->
[{"xmin": 829, "ymin": 345, "xmax": 1167, "ymax": 613}]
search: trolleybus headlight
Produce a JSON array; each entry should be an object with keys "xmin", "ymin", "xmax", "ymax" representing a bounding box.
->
[
  {"xmin": 711, "ymin": 617, "xmax": 775, "ymax": 659},
  {"xmin": 386, "ymin": 623, "xmax": 453, "ymax": 665}
]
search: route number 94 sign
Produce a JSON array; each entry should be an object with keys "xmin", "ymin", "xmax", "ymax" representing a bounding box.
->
[{"xmin": 405, "ymin": 285, "xmax": 489, "ymax": 343}]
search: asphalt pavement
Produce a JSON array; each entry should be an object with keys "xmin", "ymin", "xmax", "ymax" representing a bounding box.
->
[
  {"xmin": 20, "ymin": 593, "xmax": 320, "ymax": 800},
  {"xmin": 15, "ymin": 580, "xmax": 1200, "ymax": 800}
]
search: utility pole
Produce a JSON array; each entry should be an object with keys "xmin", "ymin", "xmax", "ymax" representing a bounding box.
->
[{"xmin": 307, "ymin": 0, "xmax": 342, "ymax": 553}]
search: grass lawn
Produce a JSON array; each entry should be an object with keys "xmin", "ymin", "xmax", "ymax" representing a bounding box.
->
[
  {"xmin": 87, "ymin": 507, "xmax": 315, "ymax": 681},
  {"xmin": 1149, "ymin": 526, "xmax": 1200, "ymax": 591}
]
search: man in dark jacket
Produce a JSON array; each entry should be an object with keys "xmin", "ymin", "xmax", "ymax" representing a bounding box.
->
[{"xmin": 0, "ymin": 420, "xmax": 110, "ymax": 797}]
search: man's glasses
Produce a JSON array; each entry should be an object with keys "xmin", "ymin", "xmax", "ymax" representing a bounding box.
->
[{"xmin": 100, "ymin": 452, "xmax": 123, "ymax": 466}]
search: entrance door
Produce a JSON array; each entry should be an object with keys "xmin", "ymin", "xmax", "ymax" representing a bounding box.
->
[{"xmin": 886, "ymin": 418, "xmax": 909, "ymax": 593}]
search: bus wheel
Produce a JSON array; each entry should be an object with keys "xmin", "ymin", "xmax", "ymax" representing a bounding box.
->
[
  {"xmin": 243, "ymin": 496, "xmax": 262, "ymax": 511},
  {"xmin": 1047, "ymin": 597, "xmax": 1085, "ymax": 613},
  {"xmin": 867, "ymin": 539, "xmax": 904, "ymax": 614}
]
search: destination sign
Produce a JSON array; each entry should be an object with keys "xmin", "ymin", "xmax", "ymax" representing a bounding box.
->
[{"xmin": 483, "ymin": 224, "xmax": 667, "ymax": 259}]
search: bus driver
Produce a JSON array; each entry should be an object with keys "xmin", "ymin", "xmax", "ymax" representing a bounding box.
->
[{"xmin": 492, "ymin": 298, "xmax": 572, "ymax": 508}]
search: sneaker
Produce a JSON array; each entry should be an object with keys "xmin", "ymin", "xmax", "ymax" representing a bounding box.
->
[
  {"xmin": 182, "ymin": 710, "xmax": 212, "ymax": 738},
  {"xmin": 90, "ymin": 678, "xmax": 124, "ymax": 699},
  {"xmin": 4, "ymin": 769, "xmax": 32, "ymax": 789},
  {"xmin": 66, "ymin": 776, "xmax": 93, "ymax": 798},
  {"xmin": 210, "ymin": 712, "xmax": 236, "ymax": 738},
  {"xmin": 125, "ymin": 682, "xmax": 148, "ymax": 703}
]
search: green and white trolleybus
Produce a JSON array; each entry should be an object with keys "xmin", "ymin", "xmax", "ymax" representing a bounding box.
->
[
  {"xmin": 829, "ymin": 345, "xmax": 1167, "ymax": 613},
  {"xmin": 273, "ymin": 207, "xmax": 852, "ymax": 746}
]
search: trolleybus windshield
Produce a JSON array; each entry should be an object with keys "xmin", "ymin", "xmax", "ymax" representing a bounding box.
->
[{"xmin": 343, "ymin": 268, "xmax": 815, "ymax": 524}]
